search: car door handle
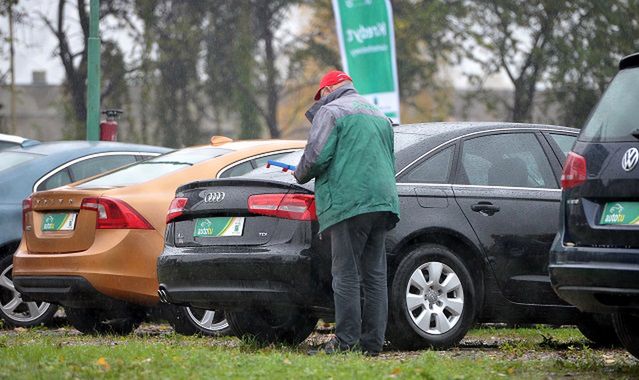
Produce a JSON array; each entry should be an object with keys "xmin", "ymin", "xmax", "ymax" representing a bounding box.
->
[{"xmin": 471, "ymin": 202, "xmax": 500, "ymax": 215}]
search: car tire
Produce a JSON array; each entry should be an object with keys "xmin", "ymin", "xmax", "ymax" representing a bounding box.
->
[
  {"xmin": 387, "ymin": 244, "xmax": 477, "ymax": 350},
  {"xmin": 0, "ymin": 254, "xmax": 58, "ymax": 328},
  {"xmin": 65, "ymin": 307, "xmax": 143, "ymax": 335},
  {"xmin": 576, "ymin": 313, "xmax": 620, "ymax": 347},
  {"xmin": 167, "ymin": 306, "xmax": 232, "ymax": 336},
  {"xmin": 226, "ymin": 306, "xmax": 317, "ymax": 346},
  {"xmin": 612, "ymin": 312, "xmax": 639, "ymax": 359}
]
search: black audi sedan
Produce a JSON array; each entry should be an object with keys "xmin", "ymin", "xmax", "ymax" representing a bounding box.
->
[
  {"xmin": 549, "ymin": 52, "xmax": 639, "ymax": 359},
  {"xmin": 158, "ymin": 122, "xmax": 581, "ymax": 349}
]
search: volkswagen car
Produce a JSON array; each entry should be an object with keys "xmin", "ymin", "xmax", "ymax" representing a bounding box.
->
[
  {"xmin": 0, "ymin": 141, "xmax": 169, "ymax": 328},
  {"xmin": 157, "ymin": 122, "xmax": 593, "ymax": 348},
  {"xmin": 550, "ymin": 52, "xmax": 639, "ymax": 358},
  {"xmin": 13, "ymin": 138, "xmax": 305, "ymax": 335}
]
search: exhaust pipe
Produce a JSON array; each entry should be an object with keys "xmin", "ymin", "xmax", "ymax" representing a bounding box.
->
[{"xmin": 158, "ymin": 287, "xmax": 170, "ymax": 303}]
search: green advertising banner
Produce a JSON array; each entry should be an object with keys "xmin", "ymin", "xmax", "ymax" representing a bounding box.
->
[
  {"xmin": 42, "ymin": 213, "xmax": 77, "ymax": 231},
  {"xmin": 600, "ymin": 202, "xmax": 639, "ymax": 225},
  {"xmin": 332, "ymin": 0, "xmax": 400, "ymax": 122}
]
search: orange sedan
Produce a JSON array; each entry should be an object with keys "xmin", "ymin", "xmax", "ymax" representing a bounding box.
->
[{"xmin": 13, "ymin": 138, "xmax": 304, "ymax": 335}]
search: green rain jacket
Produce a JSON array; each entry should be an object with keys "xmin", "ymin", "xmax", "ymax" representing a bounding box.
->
[{"xmin": 294, "ymin": 83, "xmax": 400, "ymax": 232}]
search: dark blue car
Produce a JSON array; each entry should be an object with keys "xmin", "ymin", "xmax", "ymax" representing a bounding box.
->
[
  {"xmin": 0, "ymin": 141, "xmax": 169, "ymax": 327},
  {"xmin": 550, "ymin": 52, "xmax": 639, "ymax": 359}
]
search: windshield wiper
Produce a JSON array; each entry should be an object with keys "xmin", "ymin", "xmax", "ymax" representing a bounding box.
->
[{"xmin": 632, "ymin": 129, "xmax": 639, "ymax": 140}]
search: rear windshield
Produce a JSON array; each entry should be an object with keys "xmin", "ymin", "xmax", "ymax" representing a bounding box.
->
[
  {"xmin": 76, "ymin": 147, "xmax": 230, "ymax": 188},
  {"xmin": 580, "ymin": 67, "xmax": 639, "ymax": 142},
  {"xmin": 0, "ymin": 151, "xmax": 40, "ymax": 172}
]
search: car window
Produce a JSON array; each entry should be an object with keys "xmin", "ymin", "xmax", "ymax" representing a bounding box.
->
[
  {"xmin": 219, "ymin": 151, "xmax": 299, "ymax": 179},
  {"xmin": 76, "ymin": 147, "xmax": 231, "ymax": 188},
  {"xmin": 37, "ymin": 169, "xmax": 72, "ymax": 191},
  {"xmin": 254, "ymin": 152, "xmax": 290, "ymax": 168},
  {"xmin": 0, "ymin": 151, "xmax": 40, "ymax": 172},
  {"xmin": 399, "ymin": 146, "xmax": 453, "ymax": 184},
  {"xmin": 549, "ymin": 133, "xmax": 577, "ymax": 160},
  {"xmin": 459, "ymin": 133, "xmax": 557, "ymax": 189},
  {"xmin": 219, "ymin": 161, "xmax": 254, "ymax": 178},
  {"xmin": 580, "ymin": 67, "xmax": 639, "ymax": 142},
  {"xmin": 68, "ymin": 155, "xmax": 137, "ymax": 181},
  {"xmin": 244, "ymin": 151, "xmax": 303, "ymax": 176}
]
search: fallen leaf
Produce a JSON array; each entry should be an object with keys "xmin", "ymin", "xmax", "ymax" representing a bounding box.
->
[
  {"xmin": 283, "ymin": 358, "xmax": 292, "ymax": 365},
  {"xmin": 96, "ymin": 357, "xmax": 110, "ymax": 371}
]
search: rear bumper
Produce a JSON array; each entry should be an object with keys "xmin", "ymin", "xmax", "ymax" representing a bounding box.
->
[
  {"xmin": 12, "ymin": 229, "xmax": 163, "ymax": 306},
  {"xmin": 549, "ymin": 239, "xmax": 639, "ymax": 313},
  {"xmin": 157, "ymin": 244, "xmax": 316, "ymax": 310},
  {"xmin": 14, "ymin": 275, "xmax": 132, "ymax": 310}
]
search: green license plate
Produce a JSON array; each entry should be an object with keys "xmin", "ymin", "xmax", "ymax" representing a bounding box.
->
[
  {"xmin": 600, "ymin": 202, "xmax": 639, "ymax": 225},
  {"xmin": 41, "ymin": 213, "xmax": 77, "ymax": 231},
  {"xmin": 193, "ymin": 217, "xmax": 245, "ymax": 237}
]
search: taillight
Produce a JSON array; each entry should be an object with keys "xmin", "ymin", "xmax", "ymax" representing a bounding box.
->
[
  {"xmin": 166, "ymin": 197, "xmax": 188, "ymax": 224},
  {"xmin": 80, "ymin": 197, "xmax": 153, "ymax": 229},
  {"xmin": 248, "ymin": 194, "xmax": 317, "ymax": 221},
  {"xmin": 22, "ymin": 196, "xmax": 32, "ymax": 231},
  {"xmin": 561, "ymin": 152, "xmax": 587, "ymax": 189}
]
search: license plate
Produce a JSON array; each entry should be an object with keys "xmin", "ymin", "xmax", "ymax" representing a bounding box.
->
[
  {"xmin": 41, "ymin": 213, "xmax": 77, "ymax": 231},
  {"xmin": 193, "ymin": 217, "xmax": 245, "ymax": 237},
  {"xmin": 600, "ymin": 202, "xmax": 639, "ymax": 225}
]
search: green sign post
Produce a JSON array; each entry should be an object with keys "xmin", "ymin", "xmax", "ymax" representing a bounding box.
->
[
  {"xmin": 86, "ymin": 0, "xmax": 101, "ymax": 141},
  {"xmin": 332, "ymin": 0, "xmax": 400, "ymax": 122}
]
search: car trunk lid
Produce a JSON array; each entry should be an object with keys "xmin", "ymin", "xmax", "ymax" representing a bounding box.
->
[
  {"xmin": 169, "ymin": 178, "xmax": 314, "ymax": 247},
  {"xmin": 25, "ymin": 189, "xmax": 104, "ymax": 253}
]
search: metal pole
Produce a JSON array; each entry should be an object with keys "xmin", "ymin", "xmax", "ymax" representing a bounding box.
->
[
  {"xmin": 86, "ymin": 0, "xmax": 100, "ymax": 141},
  {"xmin": 8, "ymin": 0, "xmax": 16, "ymax": 135}
]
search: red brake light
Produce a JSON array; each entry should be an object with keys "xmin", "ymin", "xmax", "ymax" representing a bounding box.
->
[
  {"xmin": 248, "ymin": 194, "xmax": 317, "ymax": 221},
  {"xmin": 166, "ymin": 197, "xmax": 188, "ymax": 224},
  {"xmin": 81, "ymin": 196, "xmax": 153, "ymax": 229},
  {"xmin": 561, "ymin": 152, "xmax": 587, "ymax": 189},
  {"xmin": 22, "ymin": 196, "xmax": 32, "ymax": 231}
]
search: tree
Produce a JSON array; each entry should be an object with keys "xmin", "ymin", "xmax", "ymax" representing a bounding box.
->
[
  {"xmin": 205, "ymin": 0, "xmax": 303, "ymax": 139},
  {"xmin": 41, "ymin": 0, "xmax": 135, "ymax": 139},
  {"xmin": 546, "ymin": 0, "xmax": 639, "ymax": 128}
]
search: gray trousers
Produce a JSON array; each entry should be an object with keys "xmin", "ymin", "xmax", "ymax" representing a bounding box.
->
[{"xmin": 329, "ymin": 212, "xmax": 388, "ymax": 353}]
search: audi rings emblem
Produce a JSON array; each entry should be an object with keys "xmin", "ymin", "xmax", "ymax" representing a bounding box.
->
[
  {"xmin": 622, "ymin": 148, "xmax": 639, "ymax": 172},
  {"xmin": 203, "ymin": 192, "xmax": 226, "ymax": 203}
]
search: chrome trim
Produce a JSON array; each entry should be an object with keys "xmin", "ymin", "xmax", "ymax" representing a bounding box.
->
[
  {"xmin": 395, "ymin": 127, "xmax": 577, "ymax": 178},
  {"xmin": 397, "ymin": 182, "xmax": 560, "ymax": 192},
  {"xmin": 451, "ymin": 184, "xmax": 561, "ymax": 192},
  {"xmin": 33, "ymin": 151, "xmax": 159, "ymax": 192},
  {"xmin": 216, "ymin": 149, "xmax": 301, "ymax": 178}
]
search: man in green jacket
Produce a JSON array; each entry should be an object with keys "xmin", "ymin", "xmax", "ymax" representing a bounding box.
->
[{"xmin": 295, "ymin": 70, "xmax": 400, "ymax": 355}]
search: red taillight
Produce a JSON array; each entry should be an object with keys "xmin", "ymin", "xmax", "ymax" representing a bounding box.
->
[
  {"xmin": 166, "ymin": 197, "xmax": 188, "ymax": 224},
  {"xmin": 248, "ymin": 193, "xmax": 317, "ymax": 221},
  {"xmin": 561, "ymin": 152, "xmax": 587, "ymax": 189},
  {"xmin": 22, "ymin": 196, "xmax": 32, "ymax": 231},
  {"xmin": 80, "ymin": 196, "xmax": 153, "ymax": 229}
]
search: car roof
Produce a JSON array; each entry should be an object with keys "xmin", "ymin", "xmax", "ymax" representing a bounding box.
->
[
  {"xmin": 4, "ymin": 140, "xmax": 169, "ymax": 156},
  {"xmin": 394, "ymin": 122, "xmax": 576, "ymax": 137},
  {"xmin": 394, "ymin": 122, "xmax": 578, "ymax": 171},
  {"xmin": 0, "ymin": 133, "xmax": 28, "ymax": 144},
  {"xmin": 218, "ymin": 139, "xmax": 306, "ymax": 150}
]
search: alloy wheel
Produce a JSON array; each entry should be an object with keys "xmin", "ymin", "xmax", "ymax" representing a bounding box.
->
[
  {"xmin": 185, "ymin": 307, "xmax": 229, "ymax": 333},
  {"xmin": 0, "ymin": 264, "xmax": 54, "ymax": 324},
  {"xmin": 405, "ymin": 261, "xmax": 464, "ymax": 335}
]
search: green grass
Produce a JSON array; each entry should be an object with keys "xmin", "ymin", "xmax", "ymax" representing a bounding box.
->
[{"xmin": 0, "ymin": 326, "xmax": 637, "ymax": 379}]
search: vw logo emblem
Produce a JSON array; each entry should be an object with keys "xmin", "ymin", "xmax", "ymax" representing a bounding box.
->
[
  {"xmin": 203, "ymin": 192, "xmax": 225, "ymax": 203},
  {"xmin": 622, "ymin": 148, "xmax": 639, "ymax": 172}
]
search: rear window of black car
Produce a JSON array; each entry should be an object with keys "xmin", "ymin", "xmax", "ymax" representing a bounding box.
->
[
  {"xmin": 580, "ymin": 67, "xmax": 639, "ymax": 143},
  {"xmin": 77, "ymin": 147, "xmax": 230, "ymax": 188}
]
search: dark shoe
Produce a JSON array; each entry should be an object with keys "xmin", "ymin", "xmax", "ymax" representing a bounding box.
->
[
  {"xmin": 307, "ymin": 337, "xmax": 353, "ymax": 355},
  {"xmin": 361, "ymin": 349, "xmax": 380, "ymax": 357}
]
